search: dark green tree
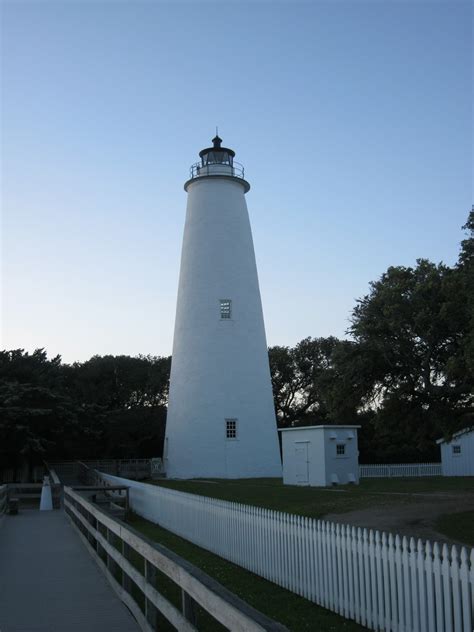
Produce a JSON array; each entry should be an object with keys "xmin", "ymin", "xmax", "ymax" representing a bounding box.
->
[
  {"xmin": 66, "ymin": 354, "xmax": 171, "ymax": 409},
  {"xmin": 0, "ymin": 349, "xmax": 104, "ymax": 476},
  {"xmin": 348, "ymin": 243, "xmax": 473, "ymax": 459},
  {"xmin": 269, "ymin": 337, "xmax": 361, "ymax": 426}
]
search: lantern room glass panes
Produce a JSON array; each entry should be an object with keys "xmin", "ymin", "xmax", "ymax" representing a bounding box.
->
[
  {"xmin": 220, "ymin": 299, "xmax": 232, "ymax": 319},
  {"xmin": 202, "ymin": 151, "xmax": 233, "ymax": 166}
]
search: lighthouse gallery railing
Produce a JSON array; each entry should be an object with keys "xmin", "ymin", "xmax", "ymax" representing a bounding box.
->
[{"xmin": 189, "ymin": 160, "xmax": 245, "ymax": 180}]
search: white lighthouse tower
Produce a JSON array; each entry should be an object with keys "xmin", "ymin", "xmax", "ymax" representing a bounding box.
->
[{"xmin": 164, "ymin": 135, "xmax": 282, "ymax": 479}]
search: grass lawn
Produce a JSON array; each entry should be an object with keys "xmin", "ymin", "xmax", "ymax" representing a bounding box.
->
[
  {"xmin": 126, "ymin": 512, "xmax": 367, "ymax": 632},
  {"xmin": 146, "ymin": 476, "xmax": 474, "ymax": 520},
  {"xmin": 436, "ymin": 510, "xmax": 474, "ymax": 547}
]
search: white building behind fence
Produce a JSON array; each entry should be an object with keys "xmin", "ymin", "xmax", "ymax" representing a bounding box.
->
[
  {"xmin": 437, "ymin": 427, "xmax": 474, "ymax": 477},
  {"xmin": 280, "ymin": 425, "xmax": 360, "ymax": 486}
]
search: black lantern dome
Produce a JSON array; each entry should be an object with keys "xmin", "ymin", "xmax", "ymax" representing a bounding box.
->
[
  {"xmin": 185, "ymin": 134, "xmax": 249, "ymax": 192},
  {"xmin": 199, "ymin": 135, "xmax": 235, "ymax": 167}
]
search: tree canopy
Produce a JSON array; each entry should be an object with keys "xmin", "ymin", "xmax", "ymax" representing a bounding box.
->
[{"xmin": 0, "ymin": 350, "xmax": 170, "ymax": 474}]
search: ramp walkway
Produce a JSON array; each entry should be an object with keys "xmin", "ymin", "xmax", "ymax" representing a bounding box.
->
[{"xmin": 0, "ymin": 509, "xmax": 138, "ymax": 632}]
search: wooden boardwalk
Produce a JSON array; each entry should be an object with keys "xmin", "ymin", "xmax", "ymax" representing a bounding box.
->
[{"xmin": 0, "ymin": 509, "xmax": 139, "ymax": 632}]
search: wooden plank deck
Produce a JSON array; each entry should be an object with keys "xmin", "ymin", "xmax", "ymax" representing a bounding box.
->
[{"xmin": 0, "ymin": 509, "xmax": 139, "ymax": 632}]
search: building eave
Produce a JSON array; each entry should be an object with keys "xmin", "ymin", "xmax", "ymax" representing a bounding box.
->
[
  {"xmin": 278, "ymin": 425, "xmax": 361, "ymax": 432},
  {"xmin": 436, "ymin": 426, "xmax": 474, "ymax": 445}
]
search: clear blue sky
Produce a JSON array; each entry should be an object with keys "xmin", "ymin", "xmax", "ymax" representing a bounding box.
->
[{"xmin": 1, "ymin": 1, "xmax": 471, "ymax": 363}]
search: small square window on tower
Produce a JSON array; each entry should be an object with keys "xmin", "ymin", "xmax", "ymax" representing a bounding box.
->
[
  {"xmin": 220, "ymin": 299, "xmax": 232, "ymax": 319},
  {"xmin": 336, "ymin": 444, "xmax": 346, "ymax": 456},
  {"xmin": 226, "ymin": 419, "xmax": 238, "ymax": 439}
]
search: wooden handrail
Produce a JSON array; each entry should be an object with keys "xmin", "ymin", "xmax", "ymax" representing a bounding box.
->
[
  {"xmin": 4, "ymin": 483, "xmax": 62, "ymax": 508},
  {"xmin": 48, "ymin": 469, "xmax": 62, "ymax": 485},
  {"xmin": 64, "ymin": 487, "xmax": 288, "ymax": 632}
]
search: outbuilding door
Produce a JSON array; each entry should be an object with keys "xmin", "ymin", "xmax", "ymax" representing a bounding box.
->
[{"xmin": 295, "ymin": 442, "xmax": 309, "ymax": 485}]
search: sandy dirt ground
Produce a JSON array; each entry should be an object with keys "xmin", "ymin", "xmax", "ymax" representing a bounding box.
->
[{"xmin": 324, "ymin": 492, "xmax": 474, "ymax": 548}]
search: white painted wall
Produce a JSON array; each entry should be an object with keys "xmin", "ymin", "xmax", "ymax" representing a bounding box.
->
[
  {"xmin": 164, "ymin": 168, "xmax": 281, "ymax": 479},
  {"xmin": 280, "ymin": 425, "xmax": 360, "ymax": 486},
  {"xmin": 440, "ymin": 429, "xmax": 474, "ymax": 476}
]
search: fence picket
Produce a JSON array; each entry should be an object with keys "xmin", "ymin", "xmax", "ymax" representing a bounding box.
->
[
  {"xmin": 451, "ymin": 546, "xmax": 462, "ymax": 632},
  {"xmin": 433, "ymin": 542, "xmax": 445, "ymax": 632},
  {"xmin": 358, "ymin": 527, "xmax": 367, "ymax": 627},
  {"xmin": 341, "ymin": 524, "xmax": 349, "ymax": 618},
  {"xmin": 395, "ymin": 535, "xmax": 404, "ymax": 631},
  {"xmin": 317, "ymin": 521, "xmax": 326, "ymax": 608},
  {"xmin": 382, "ymin": 533, "xmax": 391, "ymax": 631},
  {"xmin": 374, "ymin": 531, "xmax": 384, "ymax": 631},
  {"xmin": 334, "ymin": 524, "xmax": 343, "ymax": 614},
  {"xmin": 319, "ymin": 521, "xmax": 329, "ymax": 608},
  {"xmin": 364, "ymin": 529, "xmax": 372, "ymax": 628},
  {"xmin": 402, "ymin": 536, "xmax": 412, "ymax": 632},
  {"xmin": 299, "ymin": 515, "xmax": 306, "ymax": 597},
  {"xmin": 410, "ymin": 536, "xmax": 419, "ymax": 632},
  {"xmin": 425, "ymin": 540, "xmax": 436, "ymax": 632},
  {"xmin": 278, "ymin": 512, "xmax": 285, "ymax": 590},
  {"xmin": 417, "ymin": 539, "xmax": 428, "ymax": 632},
  {"xmin": 388, "ymin": 533, "xmax": 398, "ymax": 632},
  {"xmin": 304, "ymin": 517, "xmax": 312, "ymax": 601},
  {"xmin": 470, "ymin": 550, "xmax": 474, "ymax": 628},
  {"xmin": 347, "ymin": 526, "xmax": 356, "ymax": 621},
  {"xmin": 369, "ymin": 530, "xmax": 378, "ymax": 627},
  {"xmin": 290, "ymin": 514, "xmax": 297, "ymax": 594},
  {"xmin": 459, "ymin": 548, "xmax": 471, "ymax": 632},
  {"xmin": 308, "ymin": 518, "xmax": 316, "ymax": 602},
  {"xmin": 330, "ymin": 523, "xmax": 338, "ymax": 612},
  {"xmin": 442, "ymin": 543, "xmax": 454, "ymax": 632}
]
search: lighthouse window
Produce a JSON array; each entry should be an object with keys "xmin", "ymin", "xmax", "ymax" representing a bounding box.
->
[
  {"xmin": 452, "ymin": 445, "xmax": 461, "ymax": 455},
  {"xmin": 220, "ymin": 299, "xmax": 232, "ymax": 319},
  {"xmin": 336, "ymin": 444, "xmax": 346, "ymax": 456},
  {"xmin": 226, "ymin": 419, "xmax": 238, "ymax": 439}
]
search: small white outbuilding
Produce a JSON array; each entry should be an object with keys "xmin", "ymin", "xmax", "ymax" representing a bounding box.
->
[
  {"xmin": 437, "ymin": 427, "xmax": 474, "ymax": 477},
  {"xmin": 279, "ymin": 425, "xmax": 361, "ymax": 487}
]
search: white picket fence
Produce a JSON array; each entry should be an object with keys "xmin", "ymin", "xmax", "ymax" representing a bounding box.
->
[
  {"xmin": 360, "ymin": 463, "xmax": 442, "ymax": 478},
  {"xmin": 98, "ymin": 473, "xmax": 473, "ymax": 632}
]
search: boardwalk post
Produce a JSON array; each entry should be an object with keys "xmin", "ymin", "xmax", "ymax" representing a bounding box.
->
[
  {"xmin": 106, "ymin": 527, "xmax": 118, "ymax": 579},
  {"xmin": 182, "ymin": 589, "xmax": 197, "ymax": 626},
  {"xmin": 106, "ymin": 527, "xmax": 111, "ymax": 572},
  {"xmin": 145, "ymin": 560, "xmax": 158, "ymax": 629},
  {"xmin": 94, "ymin": 516, "xmax": 100, "ymax": 555},
  {"xmin": 121, "ymin": 540, "xmax": 132, "ymax": 594}
]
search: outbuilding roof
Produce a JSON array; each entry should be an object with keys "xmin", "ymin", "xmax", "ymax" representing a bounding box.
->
[
  {"xmin": 278, "ymin": 425, "xmax": 361, "ymax": 432},
  {"xmin": 436, "ymin": 426, "xmax": 474, "ymax": 445}
]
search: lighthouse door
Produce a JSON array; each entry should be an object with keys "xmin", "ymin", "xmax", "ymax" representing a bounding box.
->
[{"xmin": 295, "ymin": 442, "xmax": 309, "ymax": 485}]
